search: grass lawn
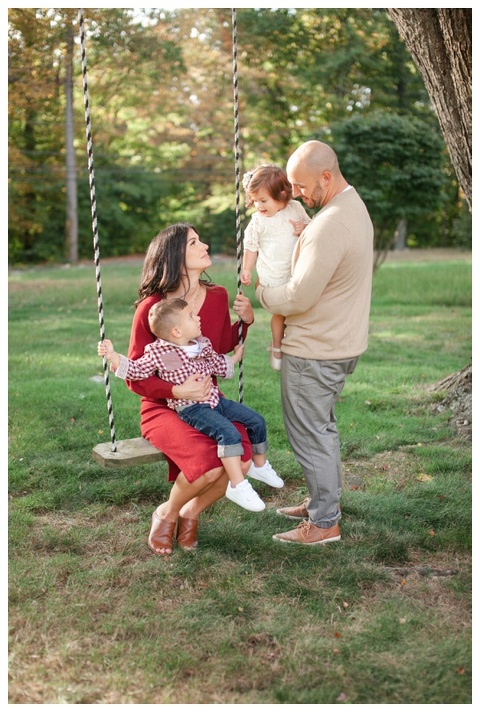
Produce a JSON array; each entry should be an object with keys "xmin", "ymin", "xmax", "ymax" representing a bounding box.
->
[{"xmin": 8, "ymin": 250, "xmax": 472, "ymax": 704}]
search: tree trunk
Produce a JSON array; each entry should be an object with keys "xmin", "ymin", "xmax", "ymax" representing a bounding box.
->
[
  {"xmin": 393, "ymin": 218, "xmax": 407, "ymax": 251},
  {"xmin": 65, "ymin": 23, "xmax": 78, "ymax": 264},
  {"xmin": 430, "ymin": 364, "xmax": 471, "ymax": 441},
  {"xmin": 430, "ymin": 364, "xmax": 471, "ymax": 394},
  {"xmin": 387, "ymin": 9, "xmax": 471, "ymax": 210}
]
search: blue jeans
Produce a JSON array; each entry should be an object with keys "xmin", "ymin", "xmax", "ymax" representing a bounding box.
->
[{"xmin": 178, "ymin": 398, "xmax": 268, "ymax": 458}]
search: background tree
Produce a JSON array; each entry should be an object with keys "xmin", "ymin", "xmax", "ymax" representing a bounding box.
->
[
  {"xmin": 8, "ymin": 8, "xmax": 470, "ymax": 264},
  {"xmin": 387, "ymin": 9, "xmax": 472, "ymax": 210},
  {"xmin": 65, "ymin": 16, "xmax": 78, "ymax": 264},
  {"xmin": 320, "ymin": 112, "xmax": 446, "ymax": 267},
  {"xmin": 8, "ymin": 8, "xmax": 189, "ymax": 262},
  {"xmin": 235, "ymin": 8, "xmax": 433, "ymax": 157},
  {"xmin": 387, "ymin": 7, "xmax": 472, "ymax": 392},
  {"xmin": 8, "ymin": 8, "xmax": 67, "ymax": 262}
]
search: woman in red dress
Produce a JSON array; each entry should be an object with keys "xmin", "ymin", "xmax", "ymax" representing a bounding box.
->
[{"xmin": 126, "ymin": 223, "xmax": 255, "ymax": 556}]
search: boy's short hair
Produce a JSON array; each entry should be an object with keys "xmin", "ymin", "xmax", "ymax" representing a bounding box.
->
[{"xmin": 148, "ymin": 298, "xmax": 188, "ymax": 340}]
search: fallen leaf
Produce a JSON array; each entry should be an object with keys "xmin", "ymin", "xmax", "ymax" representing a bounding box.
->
[{"xmin": 416, "ymin": 473, "xmax": 433, "ymax": 482}]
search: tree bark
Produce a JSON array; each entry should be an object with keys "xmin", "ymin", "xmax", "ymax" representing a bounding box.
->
[
  {"xmin": 387, "ymin": 9, "xmax": 471, "ymax": 210},
  {"xmin": 430, "ymin": 364, "xmax": 471, "ymax": 394}
]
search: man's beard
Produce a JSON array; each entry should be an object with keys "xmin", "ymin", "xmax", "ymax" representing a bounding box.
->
[{"xmin": 304, "ymin": 182, "xmax": 324, "ymax": 209}]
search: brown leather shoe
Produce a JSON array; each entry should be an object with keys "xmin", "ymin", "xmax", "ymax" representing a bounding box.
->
[
  {"xmin": 148, "ymin": 511, "xmax": 176, "ymax": 556},
  {"xmin": 273, "ymin": 520, "xmax": 341, "ymax": 545},
  {"xmin": 276, "ymin": 498, "xmax": 310, "ymax": 520},
  {"xmin": 177, "ymin": 516, "xmax": 199, "ymax": 551}
]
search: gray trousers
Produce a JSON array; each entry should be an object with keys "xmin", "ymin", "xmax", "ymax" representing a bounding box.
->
[{"xmin": 281, "ymin": 354, "xmax": 359, "ymax": 528}]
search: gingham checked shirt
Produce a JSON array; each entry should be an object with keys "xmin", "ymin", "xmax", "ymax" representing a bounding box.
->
[{"xmin": 114, "ymin": 335, "xmax": 234, "ymax": 411}]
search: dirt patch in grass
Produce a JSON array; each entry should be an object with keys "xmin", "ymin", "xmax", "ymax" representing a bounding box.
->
[{"xmin": 343, "ymin": 448, "xmax": 418, "ymax": 489}]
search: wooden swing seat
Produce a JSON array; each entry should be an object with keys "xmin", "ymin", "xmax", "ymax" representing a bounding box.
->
[{"xmin": 92, "ymin": 437, "xmax": 166, "ymax": 468}]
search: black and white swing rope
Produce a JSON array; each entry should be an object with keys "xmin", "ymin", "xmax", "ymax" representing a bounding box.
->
[
  {"xmin": 231, "ymin": 8, "xmax": 245, "ymax": 405},
  {"xmin": 79, "ymin": 8, "xmax": 245, "ymax": 455},
  {"xmin": 78, "ymin": 8, "xmax": 118, "ymax": 452}
]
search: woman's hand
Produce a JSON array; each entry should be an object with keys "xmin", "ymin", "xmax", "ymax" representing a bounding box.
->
[
  {"xmin": 232, "ymin": 291, "xmax": 254, "ymax": 325},
  {"xmin": 171, "ymin": 372, "xmax": 212, "ymax": 401}
]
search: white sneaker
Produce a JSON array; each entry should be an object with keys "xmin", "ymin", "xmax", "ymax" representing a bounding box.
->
[
  {"xmin": 226, "ymin": 480, "xmax": 266, "ymax": 512},
  {"xmin": 248, "ymin": 460, "xmax": 284, "ymax": 488}
]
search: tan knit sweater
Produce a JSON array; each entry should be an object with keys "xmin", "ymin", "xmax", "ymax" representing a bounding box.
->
[{"xmin": 255, "ymin": 187, "xmax": 374, "ymax": 360}]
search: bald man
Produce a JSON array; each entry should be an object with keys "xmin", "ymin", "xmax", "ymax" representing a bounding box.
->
[{"xmin": 255, "ymin": 140, "xmax": 374, "ymax": 545}]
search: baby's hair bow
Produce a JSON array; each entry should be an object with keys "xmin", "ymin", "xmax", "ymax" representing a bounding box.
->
[{"xmin": 242, "ymin": 170, "xmax": 254, "ymax": 190}]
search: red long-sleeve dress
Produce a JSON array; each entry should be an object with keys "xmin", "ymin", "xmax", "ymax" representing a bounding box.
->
[{"xmin": 126, "ymin": 284, "xmax": 252, "ymax": 482}]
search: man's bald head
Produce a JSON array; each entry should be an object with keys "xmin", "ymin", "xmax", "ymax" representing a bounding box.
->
[
  {"xmin": 286, "ymin": 140, "xmax": 347, "ymax": 209},
  {"xmin": 287, "ymin": 140, "xmax": 339, "ymax": 177}
]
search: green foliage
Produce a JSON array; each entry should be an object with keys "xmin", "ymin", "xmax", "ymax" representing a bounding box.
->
[
  {"xmin": 8, "ymin": 8, "xmax": 468, "ymax": 265},
  {"xmin": 320, "ymin": 111, "xmax": 448, "ymax": 250},
  {"xmin": 77, "ymin": 164, "xmax": 174, "ymax": 258},
  {"xmin": 451, "ymin": 203, "xmax": 472, "ymax": 250}
]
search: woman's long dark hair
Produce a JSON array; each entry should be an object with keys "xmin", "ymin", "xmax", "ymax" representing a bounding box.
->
[{"xmin": 135, "ymin": 223, "xmax": 211, "ymax": 305}]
